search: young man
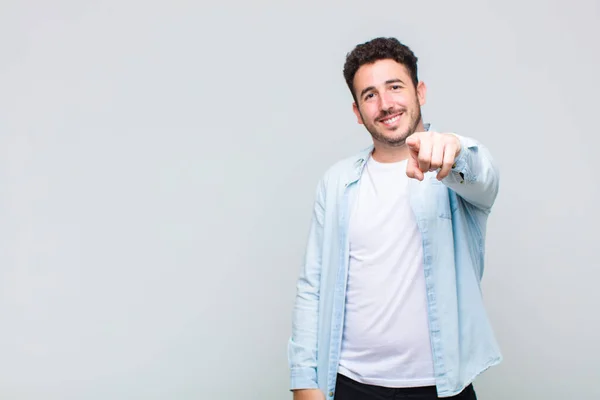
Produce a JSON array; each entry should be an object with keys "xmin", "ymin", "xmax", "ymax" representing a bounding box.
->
[{"xmin": 288, "ymin": 37, "xmax": 502, "ymax": 399}]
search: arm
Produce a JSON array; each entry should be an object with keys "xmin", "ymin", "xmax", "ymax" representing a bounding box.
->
[
  {"xmin": 441, "ymin": 134, "xmax": 499, "ymax": 212},
  {"xmin": 406, "ymin": 131, "xmax": 500, "ymax": 212},
  {"xmin": 288, "ymin": 178, "xmax": 326, "ymax": 394}
]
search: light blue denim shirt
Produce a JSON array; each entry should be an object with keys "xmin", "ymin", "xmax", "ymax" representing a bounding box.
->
[{"xmin": 288, "ymin": 124, "xmax": 502, "ymax": 398}]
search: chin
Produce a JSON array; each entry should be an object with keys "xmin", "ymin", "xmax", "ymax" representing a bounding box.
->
[{"xmin": 383, "ymin": 131, "xmax": 409, "ymax": 144}]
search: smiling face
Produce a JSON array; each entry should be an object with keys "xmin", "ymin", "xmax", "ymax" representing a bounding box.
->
[{"xmin": 352, "ymin": 59, "xmax": 427, "ymax": 147}]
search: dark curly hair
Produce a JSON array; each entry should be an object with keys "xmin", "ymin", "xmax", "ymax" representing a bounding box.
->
[{"xmin": 343, "ymin": 37, "xmax": 419, "ymax": 103}]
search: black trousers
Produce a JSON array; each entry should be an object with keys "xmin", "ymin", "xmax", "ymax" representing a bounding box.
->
[{"xmin": 334, "ymin": 374, "xmax": 477, "ymax": 400}]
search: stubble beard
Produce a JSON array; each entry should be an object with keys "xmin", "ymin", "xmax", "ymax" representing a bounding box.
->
[{"xmin": 364, "ymin": 105, "xmax": 422, "ymax": 148}]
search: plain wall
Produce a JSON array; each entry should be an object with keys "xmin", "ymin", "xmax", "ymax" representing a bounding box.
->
[{"xmin": 1, "ymin": 1, "xmax": 598, "ymax": 399}]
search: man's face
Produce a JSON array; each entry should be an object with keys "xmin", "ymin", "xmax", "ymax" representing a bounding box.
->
[{"xmin": 352, "ymin": 59, "xmax": 427, "ymax": 147}]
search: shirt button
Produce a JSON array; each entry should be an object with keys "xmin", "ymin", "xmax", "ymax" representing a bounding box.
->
[{"xmin": 329, "ymin": 391, "xmax": 334, "ymax": 397}]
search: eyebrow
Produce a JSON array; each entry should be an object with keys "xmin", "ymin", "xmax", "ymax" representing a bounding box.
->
[{"xmin": 359, "ymin": 78, "xmax": 405, "ymax": 99}]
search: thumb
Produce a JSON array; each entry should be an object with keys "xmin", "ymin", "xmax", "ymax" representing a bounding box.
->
[{"xmin": 406, "ymin": 152, "xmax": 424, "ymax": 181}]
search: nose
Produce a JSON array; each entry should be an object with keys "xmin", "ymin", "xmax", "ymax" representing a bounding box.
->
[{"xmin": 379, "ymin": 92, "xmax": 394, "ymax": 111}]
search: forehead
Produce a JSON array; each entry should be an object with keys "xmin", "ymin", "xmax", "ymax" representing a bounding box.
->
[{"xmin": 353, "ymin": 59, "xmax": 411, "ymax": 90}]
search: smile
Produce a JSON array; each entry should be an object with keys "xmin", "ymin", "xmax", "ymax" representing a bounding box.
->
[{"xmin": 379, "ymin": 112, "xmax": 403, "ymax": 126}]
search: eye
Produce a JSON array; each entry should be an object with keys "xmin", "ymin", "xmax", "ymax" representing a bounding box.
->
[
  {"xmin": 391, "ymin": 85, "xmax": 402, "ymax": 90},
  {"xmin": 364, "ymin": 93, "xmax": 375, "ymax": 101}
]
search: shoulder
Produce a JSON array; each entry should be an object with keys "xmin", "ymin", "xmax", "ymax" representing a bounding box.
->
[{"xmin": 318, "ymin": 145, "xmax": 372, "ymax": 188}]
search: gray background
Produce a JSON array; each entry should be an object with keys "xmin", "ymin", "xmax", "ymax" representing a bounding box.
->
[{"xmin": 1, "ymin": 0, "xmax": 598, "ymax": 399}]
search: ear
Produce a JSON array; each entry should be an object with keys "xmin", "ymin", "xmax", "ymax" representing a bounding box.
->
[
  {"xmin": 352, "ymin": 102, "xmax": 364, "ymax": 125},
  {"xmin": 416, "ymin": 81, "xmax": 427, "ymax": 106}
]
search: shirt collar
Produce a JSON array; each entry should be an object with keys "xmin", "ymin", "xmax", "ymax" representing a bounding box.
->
[{"xmin": 345, "ymin": 122, "xmax": 432, "ymax": 187}]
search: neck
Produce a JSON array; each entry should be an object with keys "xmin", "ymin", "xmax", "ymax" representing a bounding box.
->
[{"xmin": 371, "ymin": 120, "xmax": 425, "ymax": 163}]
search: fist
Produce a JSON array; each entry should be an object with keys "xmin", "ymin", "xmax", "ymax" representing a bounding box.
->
[{"xmin": 405, "ymin": 131, "xmax": 461, "ymax": 181}]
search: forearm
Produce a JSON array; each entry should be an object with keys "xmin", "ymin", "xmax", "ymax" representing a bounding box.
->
[
  {"xmin": 442, "ymin": 135, "xmax": 499, "ymax": 211},
  {"xmin": 289, "ymin": 269, "xmax": 320, "ymax": 389}
]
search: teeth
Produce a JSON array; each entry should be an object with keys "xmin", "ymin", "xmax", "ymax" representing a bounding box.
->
[{"xmin": 383, "ymin": 115, "xmax": 401, "ymax": 124}]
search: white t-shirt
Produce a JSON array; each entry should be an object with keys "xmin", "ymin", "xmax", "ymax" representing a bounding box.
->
[{"xmin": 338, "ymin": 156, "xmax": 436, "ymax": 388}]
